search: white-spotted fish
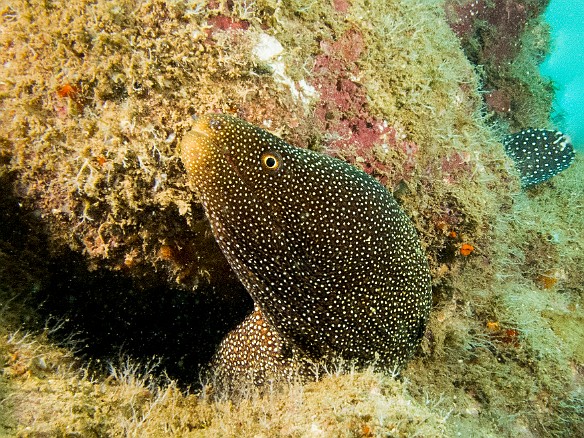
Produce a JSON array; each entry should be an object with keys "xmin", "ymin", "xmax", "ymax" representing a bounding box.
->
[
  {"xmin": 503, "ymin": 128, "xmax": 575, "ymax": 188},
  {"xmin": 180, "ymin": 114, "xmax": 432, "ymax": 385}
]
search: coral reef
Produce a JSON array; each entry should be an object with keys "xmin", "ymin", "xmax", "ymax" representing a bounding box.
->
[
  {"xmin": 311, "ymin": 29, "xmax": 421, "ymax": 187},
  {"xmin": 0, "ymin": 0, "xmax": 505, "ymax": 290},
  {"xmin": 444, "ymin": 0, "xmax": 554, "ymax": 130},
  {"xmin": 0, "ymin": 0, "xmax": 582, "ymax": 436}
]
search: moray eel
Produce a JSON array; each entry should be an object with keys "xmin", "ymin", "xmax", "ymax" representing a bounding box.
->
[
  {"xmin": 503, "ymin": 128, "xmax": 575, "ymax": 188},
  {"xmin": 180, "ymin": 114, "xmax": 432, "ymax": 385}
]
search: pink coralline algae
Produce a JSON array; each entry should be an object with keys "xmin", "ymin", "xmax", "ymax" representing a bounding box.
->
[
  {"xmin": 484, "ymin": 89, "xmax": 512, "ymax": 114},
  {"xmin": 444, "ymin": 0, "xmax": 547, "ymax": 120},
  {"xmin": 444, "ymin": 0, "xmax": 544, "ymax": 63},
  {"xmin": 441, "ymin": 151, "xmax": 474, "ymax": 184},
  {"xmin": 207, "ymin": 15, "xmax": 250, "ymax": 33},
  {"xmin": 326, "ymin": 119, "xmax": 420, "ymax": 187},
  {"xmin": 446, "ymin": 0, "xmax": 489, "ymax": 38},
  {"xmin": 311, "ymin": 30, "xmax": 420, "ymax": 187},
  {"xmin": 332, "ymin": 0, "xmax": 351, "ymax": 14}
]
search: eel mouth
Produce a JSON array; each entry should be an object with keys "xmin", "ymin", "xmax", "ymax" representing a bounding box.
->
[
  {"xmin": 181, "ymin": 114, "xmax": 245, "ymax": 187},
  {"xmin": 185, "ymin": 115, "xmax": 214, "ymax": 143},
  {"xmin": 179, "ymin": 116, "xmax": 217, "ymax": 178}
]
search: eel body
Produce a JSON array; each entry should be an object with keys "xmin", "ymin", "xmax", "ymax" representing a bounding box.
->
[{"xmin": 180, "ymin": 114, "xmax": 432, "ymax": 384}]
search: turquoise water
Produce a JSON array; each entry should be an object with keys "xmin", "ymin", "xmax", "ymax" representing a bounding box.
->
[{"xmin": 540, "ymin": 0, "xmax": 584, "ymax": 150}]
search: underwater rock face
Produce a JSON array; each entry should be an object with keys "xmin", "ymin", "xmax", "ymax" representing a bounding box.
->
[
  {"xmin": 180, "ymin": 114, "xmax": 432, "ymax": 384},
  {"xmin": 503, "ymin": 128, "xmax": 575, "ymax": 187}
]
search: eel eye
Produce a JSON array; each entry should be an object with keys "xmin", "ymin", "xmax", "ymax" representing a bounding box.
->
[{"xmin": 261, "ymin": 151, "xmax": 282, "ymax": 172}]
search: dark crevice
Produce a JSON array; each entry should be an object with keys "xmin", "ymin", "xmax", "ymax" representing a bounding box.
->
[{"xmin": 0, "ymin": 170, "xmax": 252, "ymax": 389}]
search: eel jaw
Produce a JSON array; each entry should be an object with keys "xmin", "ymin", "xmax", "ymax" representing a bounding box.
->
[{"xmin": 180, "ymin": 117, "xmax": 216, "ymax": 180}]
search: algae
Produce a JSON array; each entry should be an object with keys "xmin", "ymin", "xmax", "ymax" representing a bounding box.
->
[{"xmin": 0, "ymin": 0, "xmax": 582, "ymax": 436}]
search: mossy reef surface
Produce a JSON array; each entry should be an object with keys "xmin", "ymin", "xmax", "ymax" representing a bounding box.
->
[{"xmin": 0, "ymin": 0, "xmax": 582, "ymax": 436}]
